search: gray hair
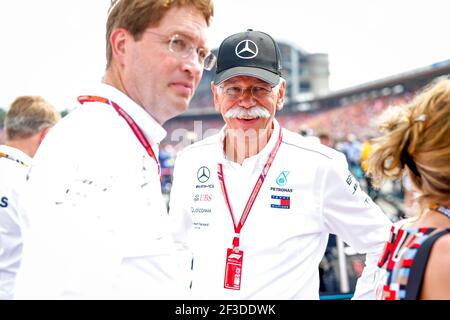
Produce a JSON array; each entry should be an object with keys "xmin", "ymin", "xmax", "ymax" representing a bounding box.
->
[{"xmin": 5, "ymin": 96, "xmax": 61, "ymax": 140}]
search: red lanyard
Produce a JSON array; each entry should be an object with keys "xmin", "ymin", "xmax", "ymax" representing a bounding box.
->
[
  {"xmin": 77, "ymin": 95, "xmax": 161, "ymax": 180},
  {"xmin": 217, "ymin": 129, "xmax": 283, "ymax": 251}
]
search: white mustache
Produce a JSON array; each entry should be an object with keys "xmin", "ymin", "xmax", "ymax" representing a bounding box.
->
[{"xmin": 224, "ymin": 106, "xmax": 270, "ymax": 119}]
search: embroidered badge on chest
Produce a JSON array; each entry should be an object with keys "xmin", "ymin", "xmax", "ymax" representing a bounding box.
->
[{"xmin": 270, "ymin": 195, "xmax": 291, "ymax": 209}]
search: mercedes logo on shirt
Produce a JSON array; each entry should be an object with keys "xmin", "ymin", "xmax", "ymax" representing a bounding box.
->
[
  {"xmin": 197, "ymin": 166, "xmax": 211, "ymax": 183},
  {"xmin": 235, "ymin": 40, "xmax": 258, "ymax": 59}
]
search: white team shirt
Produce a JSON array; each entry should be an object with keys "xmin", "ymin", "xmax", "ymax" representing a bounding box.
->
[
  {"xmin": 0, "ymin": 145, "xmax": 31, "ymax": 300},
  {"xmin": 14, "ymin": 84, "xmax": 182, "ymax": 299},
  {"xmin": 169, "ymin": 120, "xmax": 392, "ymax": 299}
]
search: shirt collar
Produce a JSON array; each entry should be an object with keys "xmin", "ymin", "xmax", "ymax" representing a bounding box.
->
[
  {"xmin": 217, "ymin": 118, "xmax": 281, "ymax": 164},
  {"xmin": 0, "ymin": 144, "xmax": 33, "ymax": 166},
  {"xmin": 94, "ymin": 83, "xmax": 167, "ymax": 145}
]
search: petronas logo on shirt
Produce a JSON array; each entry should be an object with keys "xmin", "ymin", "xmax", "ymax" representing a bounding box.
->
[{"xmin": 276, "ymin": 171, "xmax": 289, "ymax": 186}]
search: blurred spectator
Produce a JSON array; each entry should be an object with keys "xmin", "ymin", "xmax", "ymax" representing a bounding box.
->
[
  {"xmin": 361, "ymin": 136, "xmax": 378, "ymax": 200},
  {"xmin": 319, "ymin": 234, "xmax": 339, "ymax": 293},
  {"xmin": 298, "ymin": 125, "xmax": 320, "ymax": 143},
  {"xmin": 0, "ymin": 96, "xmax": 60, "ymax": 300},
  {"xmin": 339, "ymin": 134, "xmax": 363, "ymax": 180},
  {"xmin": 317, "ymin": 131, "xmax": 334, "ymax": 148},
  {"xmin": 159, "ymin": 143, "xmax": 176, "ymax": 194}
]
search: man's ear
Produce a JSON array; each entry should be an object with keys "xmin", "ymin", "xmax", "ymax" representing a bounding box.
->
[
  {"xmin": 110, "ymin": 28, "xmax": 129, "ymax": 66},
  {"xmin": 211, "ymin": 81, "xmax": 221, "ymax": 113},
  {"xmin": 276, "ymin": 79, "xmax": 286, "ymax": 111}
]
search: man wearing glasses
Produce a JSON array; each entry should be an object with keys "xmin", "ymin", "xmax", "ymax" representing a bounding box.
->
[
  {"xmin": 14, "ymin": 0, "xmax": 214, "ymax": 299},
  {"xmin": 169, "ymin": 30, "xmax": 392, "ymax": 299}
]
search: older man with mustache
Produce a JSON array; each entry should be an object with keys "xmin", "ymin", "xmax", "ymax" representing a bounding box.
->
[{"xmin": 169, "ymin": 29, "xmax": 392, "ymax": 299}]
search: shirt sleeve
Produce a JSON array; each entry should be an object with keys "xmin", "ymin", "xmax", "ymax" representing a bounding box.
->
[{"xmin": 321, "ymin": 153, "xmax": 392, "ymax": 299}]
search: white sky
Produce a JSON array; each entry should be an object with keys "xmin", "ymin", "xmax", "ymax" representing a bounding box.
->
[{"xmin": 1, "ymin": 0, "xmax": 450, "ymax": 110}]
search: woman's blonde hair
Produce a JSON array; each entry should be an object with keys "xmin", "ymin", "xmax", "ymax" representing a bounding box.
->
[
  {"xmin": 105, "ymin": 0, "xmax": 214, "ymax": 69},
  {"xmin": 367, "ymin": 77, "xmax": 450, "ymax": 208}
]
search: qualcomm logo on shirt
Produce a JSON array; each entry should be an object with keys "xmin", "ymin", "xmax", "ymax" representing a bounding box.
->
[{"xmin": 191, "ymin": 207, "xmax": 212, "ymax": 213}]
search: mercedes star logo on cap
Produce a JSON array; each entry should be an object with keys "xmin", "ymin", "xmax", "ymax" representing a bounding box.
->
[{"xmin": 235, "ymin": 40, "xmax": 258, "ymax": 59}]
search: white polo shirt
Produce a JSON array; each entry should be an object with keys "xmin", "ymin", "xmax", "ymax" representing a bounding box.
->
[
  {"xmin": 169, "ymin": 120, "xmax": 392, "ymax": 299},
  {"xmin": 0, "ymin": 145, "xmax": 31, "ymax": 300},
  {"xmin": 14, "ymin": 84, "xmax": 182, "ymax": 299}
]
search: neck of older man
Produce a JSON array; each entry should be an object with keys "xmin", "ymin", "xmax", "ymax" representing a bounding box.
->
[{"xmin": 224, "ymin": 123, "xmax": 274, "ymax": 165}]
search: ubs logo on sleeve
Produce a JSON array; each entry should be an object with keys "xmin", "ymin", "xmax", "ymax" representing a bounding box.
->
[{"xmin": 0, "ymin": 196, "xmax": 8, "ymax": 208}]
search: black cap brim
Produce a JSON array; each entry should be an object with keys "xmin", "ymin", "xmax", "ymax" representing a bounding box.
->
[{"xmin": 213, "ymin": 66, "xmax": 280, "ymax": 86}]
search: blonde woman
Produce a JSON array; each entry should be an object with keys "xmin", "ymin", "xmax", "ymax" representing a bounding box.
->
[{"xmin": 368, "ymin": 78, "xmax": 450, "ymax": 300}]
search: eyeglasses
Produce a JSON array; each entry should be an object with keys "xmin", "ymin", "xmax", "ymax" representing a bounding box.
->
[
  {"xmin": 146, "ymin": 31, "xmax": 216, "ymax": 71},
  {"xmin": 220, "ymin": 84, "xmax": 275, "ymax": 100}
]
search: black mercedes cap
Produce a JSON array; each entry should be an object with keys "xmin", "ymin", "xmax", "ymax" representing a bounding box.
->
[{"xmin": 213, "ymin": 29, "xmax": 282, "ymax": 86}]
